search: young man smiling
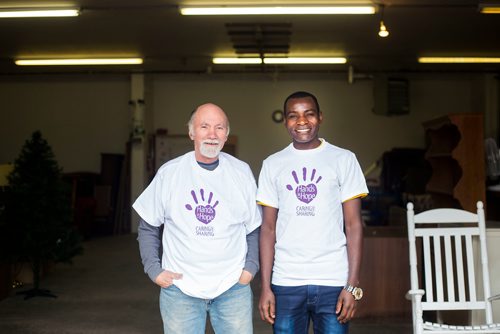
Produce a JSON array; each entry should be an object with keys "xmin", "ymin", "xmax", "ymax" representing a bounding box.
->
[{"xmin": 257, "ymin": 91, "xmax": 368, "ymax": 334}]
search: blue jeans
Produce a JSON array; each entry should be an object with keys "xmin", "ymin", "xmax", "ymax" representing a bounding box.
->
[
  {"xmin": 159, "ymin": 282, "xmax": 253, "ymax": 334},
  {"xmin": 272, "ymin": 284, "xmax": 348, "ymax": 334}
]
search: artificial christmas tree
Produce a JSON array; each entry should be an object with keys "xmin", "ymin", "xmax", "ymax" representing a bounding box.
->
[{"xmin": 1, "ymin": 131, "xmax": 82, "ymax": 299}]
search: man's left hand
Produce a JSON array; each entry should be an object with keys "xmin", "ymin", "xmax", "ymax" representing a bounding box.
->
[
  {"xmin": 336, "ymin": 289, "xmax": 357, "ymax": 323},
  {"xmin": 238, "ymin": 270, "xmax": 253, "ymax": 285}
]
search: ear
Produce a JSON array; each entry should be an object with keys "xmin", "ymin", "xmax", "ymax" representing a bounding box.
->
[
  {"xmin": 319, "ymin": 111, "xmax": 323, "ymax": 123},
  {"xmin": 189, "ymin": 131, "xmax": 194, "ymax": 140}
]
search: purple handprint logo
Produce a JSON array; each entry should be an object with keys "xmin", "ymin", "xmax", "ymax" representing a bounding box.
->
[
  {"xmin": 185, "ymin": 189, "xmax": 219, "ymax": 224},
  {"xmin": 287, "ymin": 167, "xmax": 322, "ymax": 204}
]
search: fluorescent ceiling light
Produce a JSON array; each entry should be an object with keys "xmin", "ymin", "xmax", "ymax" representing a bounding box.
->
[
  {"xmin": 15, "ymin": 58, "xmax": 144, "ymax": 66},
  {"xmin": 180, "ymin": 6, "xmax": 375, "ymax": 15},
  {"xmin": 418, "ymin": 57, "xmax": 500, "ymax": 63},
  {"xmin": 264, "ymin": 57, "xmax": 347, "ymax": 64},
  {"xmin": 213, "ymin": 57, "xmax": 347, "ymax": 64},
  {"xmin": 213, "ymin": 58, "xmax": 263, "ymax": 64},
  {"xmin": 479, "ymin": 4, "xmax": 500, "ymax": 13},
  {"xmin": 0, "ymin": 9, "xmax": 79, "ymax": 18}
]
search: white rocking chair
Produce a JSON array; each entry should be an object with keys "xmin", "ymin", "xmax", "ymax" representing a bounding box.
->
[{"xmin": 406, "ymin": 201, "xmax": 500, "ymax": 333}]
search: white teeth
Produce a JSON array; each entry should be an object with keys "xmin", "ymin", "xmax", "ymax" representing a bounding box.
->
[
  {"xmin": 202, "ymin": 140, "xmax": 219, "ymax": 145},
  {"xmin": 297, "ymin": 129, "xmax": 310, "ymax": 133}
]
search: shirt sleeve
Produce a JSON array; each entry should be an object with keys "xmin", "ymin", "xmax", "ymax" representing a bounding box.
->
[
  {"xmin": 243, "ymin": 164, "xmax": 263, "ymax": 234},
  {"xmin": 243, "ymin": 226, "xmax": 260, "ymax": 276},
  {"xmin": 339, "ymin": 152, "xmax": 369, "ymax": 202},
  {"xmin": 137, "ymin": 218, "xmax": 164, "ymax": 282},
  {"xmin": 132, "ymin": 171, "xmax": 166, "ymax": 227},
  {"xmin": 256, "ymin": 159, "xmax": 279, "ymax": 208}
]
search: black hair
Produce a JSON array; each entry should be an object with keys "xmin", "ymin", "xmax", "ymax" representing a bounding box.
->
[{"xmin": 283, "ymin": 91, "xmax": 320, "ymax": 116}]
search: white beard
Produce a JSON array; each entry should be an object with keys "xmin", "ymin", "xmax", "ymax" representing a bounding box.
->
[{"xmin": 200, "ymin": 140, "xmax": 223, "ymax": 158}]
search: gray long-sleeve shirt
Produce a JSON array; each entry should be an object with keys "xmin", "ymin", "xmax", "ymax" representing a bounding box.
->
[{"xmin": 137, "ymin": 218, "xmax": 260, "ymax": 282}]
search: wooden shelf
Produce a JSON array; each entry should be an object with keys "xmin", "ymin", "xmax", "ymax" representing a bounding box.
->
[
  {"xmin": 425, "ymin": 152, "xmax": 453, "ymax": 158},
  {"xmin": 427, "ymin": 186, "xmax": 454, "ymax": 196},
  {"xmin": 423, "ymin": 113, "xmax": 485, "ymax": 212},
  {"xmin": 424, "ymin": 124, "xmax": 461, "ymax": 157}
]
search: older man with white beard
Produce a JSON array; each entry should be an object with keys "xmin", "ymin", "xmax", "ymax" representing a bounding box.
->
[{"xmin": 134, "ymin": 103, "xmax": 262, "ymax": 334}]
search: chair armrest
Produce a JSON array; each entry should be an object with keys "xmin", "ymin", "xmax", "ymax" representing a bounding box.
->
[
  {"xmin": 488, "ymin": 293, "xmax": 500, "ymax": 302},
  {"xmin": 406, "ymin": 289, "xmax": 425, "ymax": 300}
]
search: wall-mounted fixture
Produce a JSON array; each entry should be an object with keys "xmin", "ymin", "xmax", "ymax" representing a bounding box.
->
[
  {"xmin": 180, "ymin": 5, "xmax": 376, "ymax": 15},
  {"xmin": 0, "ymin": 8, "xmax": 79, "ymax": 18},
  {"xmin": 129, "ymin": 99, "xmax": 146, "ymax": 139},
  {"xmin": 373, "ymin": 75, "xmax": 410, "ymax": 116},
  {"xmin": 271, "ymin": 110, "xmax": 284, "ymax": 123},
  {"xmin": 15, "ymin": 58, "xmax": 144, "ymax": 66}
]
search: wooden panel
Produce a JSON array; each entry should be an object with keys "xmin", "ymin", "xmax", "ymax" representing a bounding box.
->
[{"xmin": 357, "ymin": 235, "xmax": 412, "ymax": 318}]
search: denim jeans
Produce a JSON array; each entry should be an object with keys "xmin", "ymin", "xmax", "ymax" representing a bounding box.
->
[
  {"xmin": 159, "ymin": 282, "xmax": 253, "ymax": 334},
  {"xmin": 272, "ymin": 284, "xmax": 348, "ymax": 334}
]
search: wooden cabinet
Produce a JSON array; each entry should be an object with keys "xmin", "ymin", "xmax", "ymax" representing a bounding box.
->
[
  {"xmin": 423, "ymin": 114, "xmax": 485, "ymax": 212},
  {"xmin": 358, "ymin": 229, "xmax": 412, "ymax": 318}
]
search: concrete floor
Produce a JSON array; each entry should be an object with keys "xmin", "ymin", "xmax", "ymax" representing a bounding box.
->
[{"xmin": 0, "ymin": 234, "xmax": 412, "ymax": 334}]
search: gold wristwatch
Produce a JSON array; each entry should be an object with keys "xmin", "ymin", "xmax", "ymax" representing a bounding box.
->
[{"xmin": 344, "ymin": 284, "xmax": 363, "ymax": 301}]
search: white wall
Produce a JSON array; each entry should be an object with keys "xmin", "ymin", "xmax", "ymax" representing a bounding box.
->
[
  {"xmin": 0, "ymin": 75, "xmax": 130, "ymax": 173},
  {"xmin": 151, "ymin": 73, "xmax": 476, "ymax": 175},
  {"xmin": 0, "ymin": 72, "xmax": 491, "ymax": 177}
]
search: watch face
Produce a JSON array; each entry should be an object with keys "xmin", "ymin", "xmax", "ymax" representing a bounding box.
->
[{"xmin": 353, "ymin": 288, "xmax": 363, "ymax": 300}]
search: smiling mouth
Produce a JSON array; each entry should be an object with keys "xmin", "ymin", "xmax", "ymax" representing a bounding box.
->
[
  {"xmin": 203, "ymin": 141, "xmax": 219, "ymax": 146},
  {"xmin": 296, "ymin": 129, "xmax": 311, "ymax": 133}
]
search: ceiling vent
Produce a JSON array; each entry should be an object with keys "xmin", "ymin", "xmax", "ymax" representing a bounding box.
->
[{"xmin": 225, "ymin": 23, "xmax": 291, "ymax": 56}]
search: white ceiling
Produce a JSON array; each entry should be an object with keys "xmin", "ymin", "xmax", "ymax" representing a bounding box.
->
[{"xmin": 1, "ymin": 0, "xmax": 500, "ymax": 74}]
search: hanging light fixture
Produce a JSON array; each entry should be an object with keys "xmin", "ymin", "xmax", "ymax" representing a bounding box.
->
[
  {"xmin": 378, "ymin": 21, "xmax": 389, "ymax": 37},
  {"xmin": 378, "ymin": 5, "xmax": 389, "ymax": 37}
]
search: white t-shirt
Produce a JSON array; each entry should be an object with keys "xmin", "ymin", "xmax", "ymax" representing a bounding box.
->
[
  {"xmin": 133, "ymin": 151, "xmax": 262, "ymax": 299},
  {"xmin": 257, "ymin": 139, "xmax": 368, "ymax": 286}
]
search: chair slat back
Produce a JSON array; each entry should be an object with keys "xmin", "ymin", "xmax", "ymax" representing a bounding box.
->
[
  {"xmin": 407, "ymin": 202, "xmax": 494, "ymax": 323},
  {"xmin": 466, "ymin": 233, "xmax": 478, "ymax": 302},
  {"xmin": 454, "ymin": 235, "xmax": 466, "ymax": 302},
  {"xmin": 444, "ymin": 234, "xmax": 455, "ymax": 302}
]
